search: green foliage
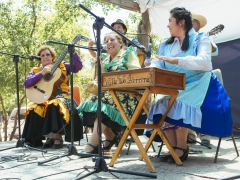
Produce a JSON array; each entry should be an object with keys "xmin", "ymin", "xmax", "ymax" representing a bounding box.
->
[
  {"xmin": 73, "ymin": 50, "xmax": 96, "ymax": 100},
  {"xmin": 1, "ymin": 0, "xmax": 162, "ymax": 114},
  {"xmin": 0, "ymin": 0, "xmax": 90, "ymax": 111},
  {"xmin": 82, "ymin": 0, "xmax": 116, "ymax": 15},
  {"xmin": 0, "ymin": 0, "xmax": 122, "ymax": 113}
]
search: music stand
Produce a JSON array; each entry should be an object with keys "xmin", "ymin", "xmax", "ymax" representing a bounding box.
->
[
  {"xmin": 0, "ymin": 51, "xmax": 47, "ymax": 153},
  {"xmin": 75, "ymin": 4, "xmax": 156, "ymax": 179}
]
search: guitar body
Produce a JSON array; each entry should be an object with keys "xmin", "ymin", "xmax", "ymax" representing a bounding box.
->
[
  {"xmin": 26, "ymin": 64, "xmax": 66, "ymax": 104},
  {"xmin": 26, "ymin": 34, "xmax": 83, "ymax": 104}
]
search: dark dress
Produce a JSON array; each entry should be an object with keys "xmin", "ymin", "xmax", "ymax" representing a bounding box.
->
[{"xmin": 22, "ymin": 57, "xmax": 83, "ymax": 147}]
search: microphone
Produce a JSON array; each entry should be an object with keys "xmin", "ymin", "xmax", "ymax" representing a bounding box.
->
[
  {"xmin": 101, "ymin": 44, "xmax": 107, "ymax": 50},
  {"xmin": 88, "ymin": 44, "xmax": 106, "ymax": 51},
  {"xmin": 131, "ymin": 38, "xmax": 145, "ymax": 50},
  {"xmin": 126, "ymin": 33, "xmax": 151, "ymax": 52},
  {"xmin": 28, "ymin": 55, "xmax": 41, "ymax": 61},
  {"xmin": 144, "ymin": 42, "xmax": 152, "ymax": 67}
]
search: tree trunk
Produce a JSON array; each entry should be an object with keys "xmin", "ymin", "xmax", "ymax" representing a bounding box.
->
[
  {"xmin": 99, "ymin": 0, "xmax": 140, "ymax": 12},
  {"xmin": 0, "ymin": 94, "xmax": 8, "ymax": 141},
  {"xmin": 9, "ymin": 114, "xmax": 18, "ymax": 141},
  {"xmin": 137, "ymin": 10, "xmax": 151, "ymax": 51},
  {"xmin": 9, "ymin": 94, "xmax": 26, "ymax": 141},
  {"xmin": 137, "ymin": 10, "xmax": 151, "ymax": 68},
  {"xmin": 0, "ymin": 113, "xmax": 2, "ymax": 142},
  {"xmin": 136, "ymin": 10, "xmax": 152, "ymax": 107}
]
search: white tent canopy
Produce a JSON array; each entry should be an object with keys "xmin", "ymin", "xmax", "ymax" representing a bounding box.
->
[{"xmin": 136, "ymin": 0, "xmax": 240, "ymax": 43}]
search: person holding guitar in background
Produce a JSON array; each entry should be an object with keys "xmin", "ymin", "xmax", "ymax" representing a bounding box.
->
[
  {"xmin": 22, "ymin": 45, "xmax": 83, "ymax": 148},
  {"xmin": 188, "ymin": 13, "xmax": 220, "ymax": 146},
  {"xmin": 192, "ymin": 13, "xmax": 218, "ymax": 55}
]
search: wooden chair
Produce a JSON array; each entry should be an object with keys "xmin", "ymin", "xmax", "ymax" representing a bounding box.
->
[{"xmin": 70, "ymin": 85, "xmax": 81, "ymax": 105}]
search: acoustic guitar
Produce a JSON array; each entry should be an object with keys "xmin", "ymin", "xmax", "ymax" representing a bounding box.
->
[
  {"xmin": 208, "ymin": 24, "xmax": 224, "ymax": 36},
  {"xmin": 26, "ymin": 34, "xmax": 82, "ymax": 104}
]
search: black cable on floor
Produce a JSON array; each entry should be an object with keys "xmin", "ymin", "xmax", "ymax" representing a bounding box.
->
[
  {"xmin": 0, "ymin": 161, "xmax": 37, "ymax": 171},
  {"xmin": 32, "ymin": 168, "xmax": 85, "ymax": 180}
]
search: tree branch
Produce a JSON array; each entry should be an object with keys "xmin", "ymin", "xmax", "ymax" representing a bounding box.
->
[{"xmin": 99, "ymin": 0, "xmax": 140, "ymax": 12}]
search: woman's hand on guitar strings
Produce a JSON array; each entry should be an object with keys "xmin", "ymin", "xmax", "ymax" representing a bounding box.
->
[
  {"xmin": 41, "ymin": 66, "xmax": 51, "ymax": 76},
  {"xmin": 88, "ymin": 40, "xmax": 96, "ymax": 47}
]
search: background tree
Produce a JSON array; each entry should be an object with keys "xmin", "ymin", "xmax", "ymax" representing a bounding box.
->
[
  {"xmin": 0, "ymin": 0, "xmax": 113, "ymax": 141},
  {"xmin": 0, "ymin": 0, "xmax": 157, "ymax": 142},
  {"xmin": 127, "ymin": 11, "xmax": 161, "ymax": 58}
]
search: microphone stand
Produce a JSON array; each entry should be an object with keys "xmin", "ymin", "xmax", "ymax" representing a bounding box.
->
[
  {"xmin": 80, "ymin": 5, "xmax": 147, "ymax": 55},
  {"xmin": 76, "ymin": 4, "xmax": 156, "ymax": 179},
  {"xmin": 0, "ymin": 51, "xmax": 47, "ymax": 153}
]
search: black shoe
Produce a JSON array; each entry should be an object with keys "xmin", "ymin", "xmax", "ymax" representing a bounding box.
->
[
  {"xmin": 52, "ymin": 138, "xmax": 63, "ymax": 149},
  {"xmin": 159, "ymin": 146, "xmax": 177, "ymax": 162},
  {"xmin": 25, "ymin": 139, "xmax": 43, "ymax": 147},
  {"xmin": 167, "ymin": 146, "xmax": 189, "ymax": 163},
  {"xmin": 103, "ymin": 135, "xmax": 119, "ymax": 150},
  {"xmin": 43, "ymin": 138, "xmax": 53, "ymax": 148},
  {"xmin": 159, "ymin": 154, "xmax": 172, "ymax": 162},
  {"xmin": 78, "ymin": 143, "xmax": 98, "ymax": 158}
]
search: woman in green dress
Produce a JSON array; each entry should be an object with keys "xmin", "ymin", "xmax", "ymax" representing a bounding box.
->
[{"xmin": 77, "ymin": 32, "xmax": 141, "ymax": 156}]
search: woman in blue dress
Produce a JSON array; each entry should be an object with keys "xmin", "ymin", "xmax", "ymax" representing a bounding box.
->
[{"xmin": 145, "ymin": 7, "xmax": 232, "ymax": 163}]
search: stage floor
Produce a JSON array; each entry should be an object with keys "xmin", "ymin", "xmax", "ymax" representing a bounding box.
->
[{"xmin": 0, "ymin": 134, "xmax": 239, "ymax": 179}]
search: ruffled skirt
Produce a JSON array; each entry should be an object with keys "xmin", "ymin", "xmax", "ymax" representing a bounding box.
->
[
  {"xmin": 77, "ymin": 91, "xmax": 138, "ymax": 127},
  {"xmin": 22, "ymin": 100, "xmax": 83, "ymax": 145},
  {"xmin": 77, "ymin": 91, "xmax": 146, "ymax": 135},
  {"xmin": 145, "ymin": 73, "xmax": 232, "ymax": 139},
  {"xmin": 81, "ymin": 111, "xmax": 147, "ymax": 136}
]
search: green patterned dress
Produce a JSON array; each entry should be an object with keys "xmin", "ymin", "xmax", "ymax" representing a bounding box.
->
[{"xmin": 77, "ymin": 46, "xmax": 141, "ymax": 127}]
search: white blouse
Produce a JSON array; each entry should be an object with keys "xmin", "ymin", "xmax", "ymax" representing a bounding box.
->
[{"xmin": 172, "ymin": 28, "xmax": 213, "ymax": 71}]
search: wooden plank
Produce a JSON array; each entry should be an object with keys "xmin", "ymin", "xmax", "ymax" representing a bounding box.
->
[
  {"xmin": 99, "ymin": 0, "xmax": 140, "ymax": 12},
  {"xmin": 102, "ymin": 67, "xmax": 186, "ymax": 90}
]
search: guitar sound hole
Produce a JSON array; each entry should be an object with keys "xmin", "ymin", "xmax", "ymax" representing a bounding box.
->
[{"xmin": 44, "ymin": 73, "xmax": 53, "ymax": 81}]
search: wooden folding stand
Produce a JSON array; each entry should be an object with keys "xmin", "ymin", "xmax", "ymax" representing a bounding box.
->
[{"xmin": 102, "ymin": 67, "xmax": 186, "ymax": 172}]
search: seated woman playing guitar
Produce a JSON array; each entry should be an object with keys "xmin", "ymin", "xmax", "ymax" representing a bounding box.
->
[
  {"xmin": 22, "ymin": 45, "xmax": 83, "ymax": 148},
  {"xmin": 77, "ymin": 32, "xmax": 141, "ymax": 157}
]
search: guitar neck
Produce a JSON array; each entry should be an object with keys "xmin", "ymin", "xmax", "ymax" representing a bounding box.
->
[
  {"xmin": 207, "ymin": 24, "xmax": 224, "ymax": 37},
  {"xmin": 208, "ymin": 32, "xmax": 214, "ymax": 36},
  {"xmin": 49, "ymin": 34, "xmax": 83, "ymax": 74},
  {"xmin": 51, "ymin": 48, "xmax": 68, "ymax": 73}
]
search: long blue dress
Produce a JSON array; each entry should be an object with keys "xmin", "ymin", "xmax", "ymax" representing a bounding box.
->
[{"xmin": 145, "ymin": 30, "xmax": 232, "ymax": 139}]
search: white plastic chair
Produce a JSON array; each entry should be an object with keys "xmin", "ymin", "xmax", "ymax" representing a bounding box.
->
[{"xmin": 212, "ymin": 69, "xmax": 239, "ymax": 163}]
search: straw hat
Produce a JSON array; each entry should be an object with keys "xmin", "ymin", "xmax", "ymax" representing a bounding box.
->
[
  {"xmin": 111, "ymin": 19, "xmax": 127, "ymax": 32},
  {"xmin": 192, "ymin": 13, "xmax": 207, "ymax": 28}
]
